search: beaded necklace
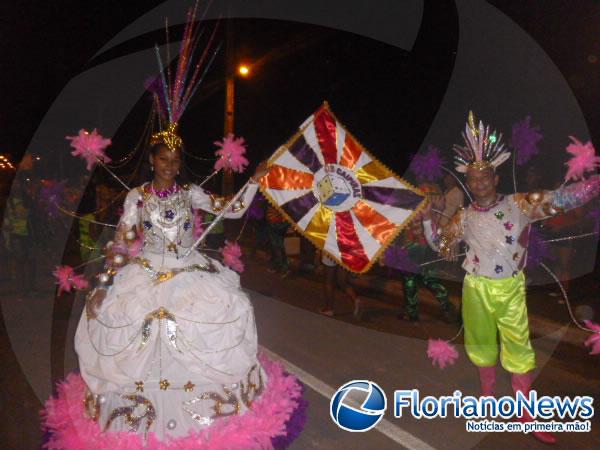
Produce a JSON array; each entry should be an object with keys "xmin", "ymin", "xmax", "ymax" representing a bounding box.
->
[
  {"xmin": 471, "ymin": 195, "xmax": 503, "ymax": 212},
  {"xmin": 150, "ymin": 181, "xmax": 180, "ymax": 198}
]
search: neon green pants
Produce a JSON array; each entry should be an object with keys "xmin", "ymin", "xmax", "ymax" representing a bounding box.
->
[{"xmin": 462, "ymin": 272, "xmax": 535, "ymax": 374}]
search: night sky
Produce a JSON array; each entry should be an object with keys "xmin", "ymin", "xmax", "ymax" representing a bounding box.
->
[{"xmin": 2, "ymin": 1, "xmax": 600, "ymax": 185}]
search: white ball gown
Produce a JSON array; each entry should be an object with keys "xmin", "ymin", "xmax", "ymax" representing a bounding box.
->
[{"xmin": 76, "ymin": 182, "xmax": 268, "ymax": 439}]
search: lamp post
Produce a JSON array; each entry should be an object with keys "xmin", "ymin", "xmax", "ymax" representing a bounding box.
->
[
  {"xmin": 222, "ymin": 20, "xmax": 253, "ymax": 195},
  {"xmin": 222, "ymin": 18, "xmax": 235, "ymax": 195}
]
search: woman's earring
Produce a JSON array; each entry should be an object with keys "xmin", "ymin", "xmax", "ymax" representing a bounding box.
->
[
  {"xmin": 151, "ymin": 165, "xmax": 154, "ymax": 172},
  {"xmin": 177, "ymin": 170, "xmax": 180, "ymax": 175}
]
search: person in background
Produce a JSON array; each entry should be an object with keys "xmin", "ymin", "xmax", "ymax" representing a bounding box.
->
[
  {"xmin": 266, "ymin": 204, "xmax": 290, "ymax": 277},
  {"xmin": 246, "ymin": 191, "xmax": 269, "ymax": 257},
  {"xmin": 440, "ymin": 173, "xmax": 465, "ymax": 227},
  {"xmin": 319, "ymin": 253, "xmax": 361, "ymax": 319},
  {"xmin": 3, "ymin": 175, "xmax": 36, "ymax": 291},
  {"xmin": 202, "ymin": 210, "xmax": 226, "ymax": 251},
  {"xmin": 79, "ymin": 184, "xmax": 120, "ymax": 263},
  {"xmin": 399, "ymin": 182, "xmax": 457, "ymax": 323}
]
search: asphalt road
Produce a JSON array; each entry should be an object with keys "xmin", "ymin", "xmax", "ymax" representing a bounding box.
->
[{"xmin": 250, "ymin": 288, "xmax": 599, "ymax": 450}]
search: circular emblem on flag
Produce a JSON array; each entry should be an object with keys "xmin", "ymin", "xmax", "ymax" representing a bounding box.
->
[{"xmin": 314, "ymin": 164, "xmax": 362, "ymax": 212}]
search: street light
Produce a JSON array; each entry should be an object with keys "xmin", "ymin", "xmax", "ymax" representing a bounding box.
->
[
  {"xmin": 237, "ymin": 64, "xmax": 250, "ymax": 77},
  {"xmin": 223, "ymin": 61, "xmax": 252, "ymax": 195}
]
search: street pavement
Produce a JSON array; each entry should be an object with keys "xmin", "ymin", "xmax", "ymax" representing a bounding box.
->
[{"xmin": 249, "ymin": 286, "xmax": 599, "ymax": 449}]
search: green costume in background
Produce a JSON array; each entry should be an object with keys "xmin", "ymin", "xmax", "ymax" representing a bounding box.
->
[
  {"xmin": 266, "ymin": 206, "xmax": 289, "ymax": 273},
  {"xmin": 401, "ymin": 223, "xmax": 453, "ymax": 321}
]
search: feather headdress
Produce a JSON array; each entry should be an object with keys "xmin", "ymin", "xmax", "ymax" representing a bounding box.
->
[
  {"xmin": 453, "ymin": 111, "xmax": 511, "ymax": 173},
  {"xmin": 149, "ymin": 3, "xmax": 221, "ymax": 152}
]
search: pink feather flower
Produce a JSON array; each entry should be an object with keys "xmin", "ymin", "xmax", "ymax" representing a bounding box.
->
[
  {"xmin": 53, "ymin": 266, "xmax": 74, "ymax": 295},
  {"xmin": 214, "ymin": 134, "xmax": 249, "ymax": 173},
  {"xmin": 53, "ymin": 265, "xmax": 88, "ymax": 295},
  {"xmin": 221, "ymin": 241, "xmax": 244, "ymax": 272},
  {"xmin": 66, "ymin": 129, "xmax": 112, "ymax": 171},
  {"xmin": 583, "ymin": 320, "xmax": 600, "ymax": 356},
  {"xmin": 70, "ymin": 274, "xmax": 89, "ymax": 290},
  {"xmin": 427, "ymin": 338, "xmax": 459, "ymax": 369},
  {"xmin": 564, "ymin": 136, "xmax": 600, "ymax": 182}
]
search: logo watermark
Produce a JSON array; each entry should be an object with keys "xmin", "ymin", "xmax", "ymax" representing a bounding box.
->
[
  {"xmin": 331, "ymin": 381, "xmax": 594, "ymax": 434},
  {"xmin": 330, "ymin": 380, "xmax": 387, "ymax": 432}
]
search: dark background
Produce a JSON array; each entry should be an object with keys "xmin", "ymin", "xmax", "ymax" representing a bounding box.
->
[{"xmin": 1, "ymin": 1, "xmax": 599, "ymax": 184}]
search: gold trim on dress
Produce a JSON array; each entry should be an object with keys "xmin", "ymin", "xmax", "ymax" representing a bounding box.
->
[{"xmin": 131, "ymin": 257, "xmax": 218, "ymax": 284}]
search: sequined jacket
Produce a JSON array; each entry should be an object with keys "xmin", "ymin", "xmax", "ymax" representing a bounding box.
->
[
  {"xmin": 423, "ymin": 176, "xmax": 599, "ymax": 278},
  {"xmin": 118, "ymin": 182, "xmax": 258, "ymax": 257}
]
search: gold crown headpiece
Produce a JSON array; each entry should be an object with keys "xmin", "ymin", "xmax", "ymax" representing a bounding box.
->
[
  {"xmin": 150, "ymin": 122, "xmax": 183, "ymax": 152},
  {"xmin": 453, "ymin": 111, "xmax": 511, "ymax": 173}
]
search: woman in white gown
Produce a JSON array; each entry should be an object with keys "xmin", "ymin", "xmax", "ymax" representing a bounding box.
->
[{"xmin": 74, "ymin": 140, "xmax": 269, "ymax": 440}]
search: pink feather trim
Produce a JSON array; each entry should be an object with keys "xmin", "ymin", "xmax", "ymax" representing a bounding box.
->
[
  {"xmin": 221, "ymin": 241, "xmax": 244, "ymax": 273},
  {"xmin": 53, "ymin": 266, "xmax": 88, "ymax": 295},
  {"xmin": 214, "ymin": 134, "xmax": 249, "ymax": 173},
  {"xmin": 583, "ymin": 320, "xmax": 600, "ymax": 356},
  {"xmin": 41, "ymin": 354, "xmax": 303, "ymax": 450},
  {"xmin": 564, "ymin": 136, "xmax": 600, "ymax": 182},
  {"xmin": 427, "ymin": 338, "xmax": 459, "ymax": 369},
  {"xmin": 66, "ymin": 129, "xmax": 112, "ymax": 171}
]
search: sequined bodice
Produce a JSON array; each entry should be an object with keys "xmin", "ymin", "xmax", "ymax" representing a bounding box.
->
[
  {"xmin": 462, "ymin": 195, "xmax": 530, "ymax": 278},
  {"xmin": 140, "ymin": 186, "xmax": 195, "ymax": 256}
]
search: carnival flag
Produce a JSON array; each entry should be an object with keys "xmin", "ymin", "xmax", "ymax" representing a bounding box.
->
[{"xmin": 259, "ymin": 102, "xmax": 426, "ymax": 273}]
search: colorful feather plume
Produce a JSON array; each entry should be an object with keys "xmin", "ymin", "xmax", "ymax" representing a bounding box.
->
[
  {"xmin": 66, "ymin": 129, "xmax": 112, "ymax": 171},
  {"xmin": 409, "ymin": 145, "xmax": 445, "ymax": 181},
  {"xmin": 511, "ymin": 116, "xmax": 543, "ymax": 166},
  {"xmin": 221, "ymin": 241, "xmax": 244, "ymax": 272},
  {"xmin": 151, "ymin": 4, "xmax": 221, "ymax": 125},
  {"xmin": 564, "ymin": 137, "xmax": 600, "ymax": 182},
  {"xmin": 144, "ymin": 75, "xmax": 169, "ymax": 121},
  {"xmin": 453, "ymin": 111, "xmax": 510, "ymax": 173},
  {"xmin": 427, "ymin": 338, "xmax": 459, "ymax": 369},
  {"xmin": 214, "ymin": 134, "xmax": 249, "ymax": 173}
]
